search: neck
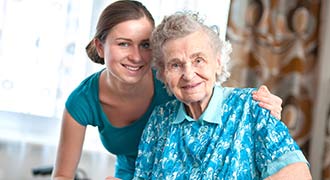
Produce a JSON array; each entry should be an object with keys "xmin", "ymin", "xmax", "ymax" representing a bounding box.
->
[
  {"xmin": 102, "ymin": 69, "xmax": 153, "ymax": 98},
  {"xmin": 185, "ymin": 102, "xmax": 204, "ymax": 120}
]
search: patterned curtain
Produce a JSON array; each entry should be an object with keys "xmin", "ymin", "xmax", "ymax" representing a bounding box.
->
[
  {"xmin": 325, "ymin": 113, "xmax": 330, "ymax": 179},
  {"xmin": 226, "ymin": 0, "xmax": 328, "ymax": 179}
]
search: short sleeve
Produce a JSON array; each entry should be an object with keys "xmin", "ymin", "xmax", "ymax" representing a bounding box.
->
[
  {"xmin": 253, "ymin": 106, "xmax": 308, "ymax": 179},
  {"xmin": 64, "ymin": 72, "xmax": 102, "ymax": 127},
  {"xmin": 65, "ymin": 90, "xmax": 93, "ymax": 126}
]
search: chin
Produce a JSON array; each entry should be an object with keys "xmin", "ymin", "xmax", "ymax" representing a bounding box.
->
[
  {"xmin": 124, "ymin": 77, "xmax": 145, "ymax": 84},
  {"xmin": 180, "ymin": 95, "xmax": 206, "ymax": 104}
]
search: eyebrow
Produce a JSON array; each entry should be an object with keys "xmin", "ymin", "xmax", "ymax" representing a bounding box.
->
[
  {"xmin": 167, "ymin": 52, "xmax": 205, "ymax": 63},
  {"xmin": 115, "ymin": 38, "xmax": 132, "ymax": 42},
  {"xmin": 190, "ymin": 52, "xmax": 203, "ymax": 59},
  {"xmin": 167, "ymin": 58, "xmax": 181, "ymax": 64},
  {"xmin": 115, "ymin": 37, "xmax": 150, "ymax": 43}
]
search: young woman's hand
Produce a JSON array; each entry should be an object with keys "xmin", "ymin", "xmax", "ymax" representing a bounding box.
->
[{"xmin": 252, "ymin": 85, "xmax": 283, "ymax": 119}]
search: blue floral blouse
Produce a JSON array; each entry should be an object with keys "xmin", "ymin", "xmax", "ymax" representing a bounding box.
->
[{"xmin": 133, "ymin": 85, "xmax": 308, "ymax": 180}]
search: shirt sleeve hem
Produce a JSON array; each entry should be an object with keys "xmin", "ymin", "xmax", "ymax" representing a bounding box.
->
[{"xmin": 262, "ymin": 150, "xmax": 309, "ymax": 179}]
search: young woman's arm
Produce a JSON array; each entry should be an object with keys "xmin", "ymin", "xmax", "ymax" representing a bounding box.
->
[
  {"xmin": 52, "ymin": 109, "xmax": 86, "ymax": 180},
  {"xmin": 253, "ymin": 85, "xmax": 283, "ymax": 119}
]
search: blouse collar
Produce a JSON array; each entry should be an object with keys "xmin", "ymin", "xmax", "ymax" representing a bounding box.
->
[{"xmin": 174, "ymin": 85, "xmax": 232, "ymax": 125}]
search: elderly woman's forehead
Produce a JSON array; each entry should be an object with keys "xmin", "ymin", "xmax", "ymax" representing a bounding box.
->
[{"xmin": 162, "ymin": 30, "xmax": 213, "ymax": 49}]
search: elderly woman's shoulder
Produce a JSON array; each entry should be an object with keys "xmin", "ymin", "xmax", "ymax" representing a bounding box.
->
[
  {"xmin": 220, "ymin": 87, "xmax": 259, "ymax": 108},
  {"xmin": 221, "ymin": 86, "xmax": 256, "ymax": 99},
  {"xmin": 232, "ymin": 87, "xmax": 256, "ymax": 94}
]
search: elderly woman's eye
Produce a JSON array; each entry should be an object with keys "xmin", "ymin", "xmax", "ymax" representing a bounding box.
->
[
  {"xmin": 171, "ymin": 63, "xmax": 179, "ymax": 68},
  {"xmin": 168, "ymin": 62, "xmax": 181, "ymax": 71},
  {"xmin": 195, "ymin": 57, "xmax": 204, "ymax": 64}
]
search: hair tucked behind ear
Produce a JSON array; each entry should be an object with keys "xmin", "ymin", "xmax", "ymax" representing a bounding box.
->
[{"xmin": 86, "ymin": 39, "xmax": 104, "ymax": 64}]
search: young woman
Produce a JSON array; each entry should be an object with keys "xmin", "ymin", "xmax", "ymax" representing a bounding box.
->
[{"xmin": 52, "ymin": 1, "xmax": 283, "ymax": 180}]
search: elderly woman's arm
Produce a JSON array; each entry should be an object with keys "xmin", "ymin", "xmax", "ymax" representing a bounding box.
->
[{"xmin": 265, "ymin": 162, "xmax": 312, "ymax": 180}]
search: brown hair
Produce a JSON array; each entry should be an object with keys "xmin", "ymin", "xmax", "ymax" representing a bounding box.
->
[{"xmin": 85, "ymin": 0, "xmax": 155, "ymax": 64}]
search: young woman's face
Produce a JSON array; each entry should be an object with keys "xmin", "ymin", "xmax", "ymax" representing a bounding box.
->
[
  {"xmin": 97, "ymin": 17, "xmax": 153, "ymax": 84},
  {"xmin": 162, "ymin": 31, "xmax": 221, "ymax": 110}
]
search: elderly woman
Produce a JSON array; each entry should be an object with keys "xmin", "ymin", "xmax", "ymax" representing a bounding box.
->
[{"xmin": 133, "ymin": 12, "xmax": 311, "ymax": 180}]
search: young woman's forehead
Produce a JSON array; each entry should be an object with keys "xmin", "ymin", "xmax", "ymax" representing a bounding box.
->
[{"xmin": 109, "ymin": 18, "xmax": 154, "ymax": 39}]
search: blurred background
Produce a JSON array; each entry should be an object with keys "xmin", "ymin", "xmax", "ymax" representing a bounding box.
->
[{"xmin": 0, "ymin": 0, "xmax": 329, "ymax": 179}]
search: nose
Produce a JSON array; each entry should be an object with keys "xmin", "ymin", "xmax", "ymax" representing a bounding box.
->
[
  {"xmin": 182, "ymin": 64, "xmax": 195, "ymax": 81},
  {"xmin": 128, "ymin": 46, "xmax": 142, "ymax": 62}
]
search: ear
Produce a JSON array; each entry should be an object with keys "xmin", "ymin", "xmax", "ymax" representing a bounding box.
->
[{"xmin": 94, "ymin": 38, "xmax": 104, "ymax": 58}]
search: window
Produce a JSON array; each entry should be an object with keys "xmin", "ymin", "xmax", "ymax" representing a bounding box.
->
[
  {"xmin": 0, "ymin": 0, "xmax": 230, "ymax": 148},
  {"xmin": 0, "ymin": 0, "xmax": 104, "ymax": 149},
  {"xmin": 0, "ymin": 0, "xmax": 95, "ymax": 118},
  {"xmin": 139, "ymin": 0, "xmax": 231, "ymax": 40}
]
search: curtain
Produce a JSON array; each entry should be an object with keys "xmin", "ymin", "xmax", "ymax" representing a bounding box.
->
[
  {"xmin": 0, "ymin": 0, "xmax": 231, "ymax": 149},
  {"xmin": 226, "ymin": 0, "xmax": 328, "ymax": 179},
  {"xmin": 0, "ymin": 0, "xmax": 231, "ymax": 119},
  {"xmin": 139, "ymin": 0, "xmax": 230, "ymax": 40},
  {"xmin": 0, "ymin": 0, "xmax": 94, "ymax": 118}
]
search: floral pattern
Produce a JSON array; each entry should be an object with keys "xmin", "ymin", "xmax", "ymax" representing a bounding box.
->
[{"xmin": 134, "ymin": 86, "xmax": 307, "ymax": 180}]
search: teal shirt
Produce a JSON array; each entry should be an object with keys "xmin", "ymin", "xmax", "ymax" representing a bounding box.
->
[{"xmin": 65, "ymin": 69, "xmax": 174, "ymax": 180}]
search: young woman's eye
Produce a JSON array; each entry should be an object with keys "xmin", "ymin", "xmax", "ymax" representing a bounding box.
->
[
  {"xmin": 118, "ymin": 42, "xmax": 129, "ymax": 47},
  {"xmin": 140, "ymin": 42, "xmax": 150, "ymax": 49}
]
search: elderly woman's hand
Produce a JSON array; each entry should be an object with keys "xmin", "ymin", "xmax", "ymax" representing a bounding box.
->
[{"xmin": 252, "ymin": 85, "xmax": 283, "ymax": 119}]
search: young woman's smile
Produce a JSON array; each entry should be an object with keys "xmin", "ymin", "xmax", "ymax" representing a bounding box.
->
[{"xmin": 97, "ymin": 17, "xmax": 153, "ymax": 84}]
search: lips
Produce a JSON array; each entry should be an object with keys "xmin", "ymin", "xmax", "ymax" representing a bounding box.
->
[
  {"xmin": 181, "ymin": 82, "xmax": 201, "ymax": 90},
  {"xmin": 123, "ymin": 64, "xmax": 143, "ymax": 71}
]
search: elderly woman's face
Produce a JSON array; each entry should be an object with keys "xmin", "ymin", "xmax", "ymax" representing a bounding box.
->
[{"xmin": 162, "ymin": 30, "xmax": 221, "ymax": 110}]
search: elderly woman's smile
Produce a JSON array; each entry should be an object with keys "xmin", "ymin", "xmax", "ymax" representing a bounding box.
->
[
  {"xmin": 162, "ymin": 31, "xmax": 221, "ymax": 115},
  {"xmin": 181, "ymin": 82, "xmax": 202, "ymax": 90}
]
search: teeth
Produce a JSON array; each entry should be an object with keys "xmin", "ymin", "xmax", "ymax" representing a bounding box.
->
[
  {"xmin": 125, "ymin": 65, "xmax": 141, "ymax": 71},
  {"xmin": 183, "ymin": 83, "xmax": 199, "ymax": 89}
]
